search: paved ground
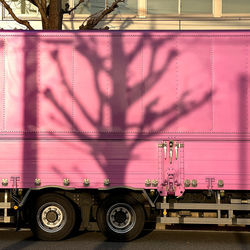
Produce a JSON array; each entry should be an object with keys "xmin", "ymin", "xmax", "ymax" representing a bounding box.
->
[{"xmin": 0, "ymin": 228, "xmax": 250, "ymax": 250}]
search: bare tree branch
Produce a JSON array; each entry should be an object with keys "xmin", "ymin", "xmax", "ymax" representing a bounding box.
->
[
  {"xmin": 41, "ymin": 0, "xmax": 47, "ymax": 13},
  {"xmin": 63, "ymin": 0, "xmax": 85, "ymax": 15},
  {"xmin": 0, "ymin": 0, "xmax": 34, "ymax": 30},
  {"xmin": 79, "ymin": 0, "xmax": 125, "ymax": 30},
  {"xmin": 50, "ymin": 49, "xmax": 98, "ymax": 127},
  {"xmin": 31, "ymin": 0, "xmax": 49, "ymax": 29}
]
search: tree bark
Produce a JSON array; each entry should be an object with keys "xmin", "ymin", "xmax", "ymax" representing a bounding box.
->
[
  {"xmin": 79, "ymin": 0, "xmax": 124, "ymax": 30},
  {"xmin": 48, "ymin": 0, "xmax": 63, "ymax": 30}
]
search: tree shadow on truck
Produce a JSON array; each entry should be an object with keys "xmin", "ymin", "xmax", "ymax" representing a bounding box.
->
[
  {"xmin": 14, "ymin": 31, "xmax": 215, "ymax": 242},
  {"xmin": 38, "ymin": 32, "xmax": 213, "ymax": 242}
]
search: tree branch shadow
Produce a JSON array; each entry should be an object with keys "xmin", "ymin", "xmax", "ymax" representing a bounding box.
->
[{"xmin": 43, "ymin": 32, "xmax": 213, "ymax": 188}]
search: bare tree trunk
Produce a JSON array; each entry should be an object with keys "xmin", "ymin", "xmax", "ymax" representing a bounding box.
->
[
  {"xmin": 48, "ymin": 0, "xmax": 63, "ymax": 30},
  {"xmin": 1, "ymin": 0, "xmax": 122, "ymax": 31},
  {"xmin": 41, "ymin": 0, "xmax": 48, "ymax": 30}
]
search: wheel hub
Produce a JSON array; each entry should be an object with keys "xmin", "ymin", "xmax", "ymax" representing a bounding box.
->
[
  {"xmin": 37, "ymin": 203, "xmax": 66, "ymax": 233},
  {"xmin": 111, "ymin": 207, "xmax": 130, "ymax": 228},
  {"xmin": 46, "ymin": 210, "xmax": 58, "ymax": 223},
  {"xmin": 107, "ymin": 203, "xmax": 136, "ymax": 233}
]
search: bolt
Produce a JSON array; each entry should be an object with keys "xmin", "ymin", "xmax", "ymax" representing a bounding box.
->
[
  {"xmin": 145, "ymin": 179, "xmax": 151, "ymax": 187},
  {"xmin": 152, "ymin": 179, "xmax": 158, "ymax": 187},
  {"xmin": 184, "ymin": 179, "xmax": 190, "ymax": 187},
  {"xmin": 191, "ymin": 179, "xmax": 197, "ymax": 187},
  {"xmin": 218, "ymin": 180, "xmax": 224, "ymax": 188},
  {"xmin": 64, "ymin": 178, "xmax": 70, "ymax": 186},
  {"xmin": 104, "ymin": 179, "xmax": 110, "ymax": 186},
  {"xmin": 83, "ymin": 179, "xmax": 90, "ymax": 186},
  {"xmin": 2, "ymin": 179, "xmax": 8, "ymax": 186},
  {"xmin": 34, "ymin": 178, "xmax": 41, "ymax": 186}
]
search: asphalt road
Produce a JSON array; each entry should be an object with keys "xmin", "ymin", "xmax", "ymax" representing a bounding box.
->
[{"xmin": 0, "ymin": 228, "xmax": 250, "ymax": 250}]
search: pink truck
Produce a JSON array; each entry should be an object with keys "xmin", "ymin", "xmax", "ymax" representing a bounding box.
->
[{"xmin": 0, "ymin": 30, "xmax": 250, "ymax": 241}]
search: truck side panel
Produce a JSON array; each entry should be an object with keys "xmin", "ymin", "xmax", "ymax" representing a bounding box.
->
[
  {"xmin": 0, "ymin": 139, "xmax": 159, "ymax": 188},
  {"xmin": 184, "ymin": 141, "xmax": 250, "ymax": 190},
  {"xmin": 0, "ymin": 31, "xmax": 249, "ymax": 193},
  {"xmin": 0, "ymin": 38, "xmax": 3, "ymax": 131}
]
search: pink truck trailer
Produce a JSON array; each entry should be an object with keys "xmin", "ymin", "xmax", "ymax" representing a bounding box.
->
[{"xmin": 0, "ymin": 30, "xmax": 250, "ymax": 241}]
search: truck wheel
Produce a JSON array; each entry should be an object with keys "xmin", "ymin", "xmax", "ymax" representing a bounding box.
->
[
  {"xmin": 30, "ymin": 193, "xmax": 76, "ymax": 241},
  {"xmin": 97, "ymin": 195, "xmax": 145, "ymax": 241}
]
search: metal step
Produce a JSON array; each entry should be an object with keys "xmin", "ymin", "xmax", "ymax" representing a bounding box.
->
[
  {"xmin": 157, "ymin": 202, "xmax": 250, "ymax": 211},
  {"xmin": 0, "ymin": 202, "xmax": 11, "ymax": 209},
  {"xmin": 0, "ymin": 216, "xmax": 14, "ymax": 223},
  {"xmin": 157, "ymin": 217, "xmax": 250, "ymax": 225},
  {"xmin": 0, "ymin": 191, "xmax": 13, "ymax": 224},
  {"xmin": 157, "ymin": 192, "xmax": 250, "ymax": 226}
]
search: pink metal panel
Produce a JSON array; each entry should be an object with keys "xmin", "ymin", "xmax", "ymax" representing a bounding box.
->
[
  {"xmin": 4, "ymin": 36, "xmax": 24, "ymax": 132},
  {"xmin": 0, "ymin": 140, "xmax": 23, "ymax": 184},
  {"xmin": 177, "ymin": 36, "xmax": 213, "ymax": 132},
  {"xmin": 113, "ymin": 34, "xmax": 143, "ymax": 134},
  {"xmin": 73, "ymin": 33, "xmax": 145, "ymax": 134},
  {"xmin": 0, "ymin": 139, "xmax": 158, "ymax": 188},
  {"xmin": 247, "ymin": 36, "xmax": 250, "ymax": 132},
  {"xmin": 213, "ymin": 35, "xmax": 248, "ymax": 133},
  {"xmin": 73, "ymin": 34, "xmax": 110, "ymax": 133},
  {"xmin": 142, "ymin": 33, "xmax": 179, "ymax": 133},
  {"xmin": 0, "ymin": 31, "xmax": 250, "ymax": 195},
  {"xmin": 0, "ymin": 38, "xmax": 4, "ymax": 131},
  {"xmin": 39, "ymin": 35, "xmax": 73, "ymax": 132},
  {"xmin": 184, "ymin": 141, "xmax": 250, "ymax": 190}
]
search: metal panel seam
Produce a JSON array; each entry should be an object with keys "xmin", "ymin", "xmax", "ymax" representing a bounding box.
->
[
  {"xmin": 72, "ymin": 40, "xmax": 75, "ymax": 130},
  {"xmin": 37, "ymin": 34, "xmax": 41, "ymax": 126},
  {"xmin": 210, "ymin": 35, "xmax": 214, "ymax": 132},
  {"xmin": 141, "ymin": 32, "xmax": 144, "ymax": 122},
  {"xmin": 3, "ymin": 36, "xmax": 5, "ymax": 131},
  {"xmin": 176, "ymin": 34, "xmax": 179, "ymax": 130},
  {"xmin": 246, "ymin": 39, "xmax": 249, "ymax": 131}
]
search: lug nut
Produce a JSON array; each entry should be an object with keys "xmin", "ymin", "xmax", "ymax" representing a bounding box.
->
[{"xmin": 191, "ymin": 179, "xmax": 197, "ymax": 187}]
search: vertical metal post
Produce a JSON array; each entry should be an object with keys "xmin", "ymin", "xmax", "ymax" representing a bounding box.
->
[
  {"xmin": 163, "ymin": 196, "xmax": 167, "ymax": 217},
  {"xmin": 69, "ymin": 0, "xmax": 74, "ymax": 9},
  {"xmin": 217, "ymin": 192, "xmax": 221, "ymax": 219},
  {"xmin": 21, "ymin": 0, "xmax": 26, "ymax": 14},
  {"xmin": 138, "ymin": 0, "xmax": 147, "ymax": 18},
  {"xmin": 213, "ymin": 0, "xmax": 222, "ymax": 17},
  {"xmin": 178, "ymin": 0, "xmax": 181, "ymax": 15},
  {"xmin": 0, "ymin": 1, "xmax": 3, "ymax": 20},
  {"xmin": 4, "ymin": 191, "xmax": 8, "ymax": 223}
]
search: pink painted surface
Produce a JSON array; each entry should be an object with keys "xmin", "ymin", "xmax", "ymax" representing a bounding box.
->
[{"xmin": 0, "ymin": 31, "xmax": 249, "ymax": 196}]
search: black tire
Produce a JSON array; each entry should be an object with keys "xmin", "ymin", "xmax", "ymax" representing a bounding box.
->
[
  {"xmin": 30, "ymin": 193, "xmax": 76, "ymax": 241},
  {"xmin": 97, "ymin": 194, "xmax": 145, "ymax": 241}
]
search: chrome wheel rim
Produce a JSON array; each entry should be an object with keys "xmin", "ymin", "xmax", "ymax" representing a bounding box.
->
[
  {"xmin": 37, "ymin": 202, "xmax": 67, "ymax": 233},
  {"xmin": 106, "ymin": 203, "xmax": 136, "ymax": 234}
]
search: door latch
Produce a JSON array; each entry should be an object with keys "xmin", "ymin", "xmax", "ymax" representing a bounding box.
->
[
  {"xmin": 175, "ymin": 142, "xmax": 184, "ymax": 160},
  {"xmin": 158, "ymin": 141, "xmax": 167, "ymax": 160},
  {"xmin": 159, "ymin": 141, "xmax": 184, "ymax": 161},
  {"xmin": 169, "ymin": 141, "xmax": 174, "ymax": 164},
  {"xmin": 175, "ymin": 143, "xmax": 178, "ymax": 160}
]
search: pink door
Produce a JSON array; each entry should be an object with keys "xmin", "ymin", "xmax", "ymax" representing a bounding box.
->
[{"xmin": 158, "ymin": 140, "xmax": 185, "ymax": 197}]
